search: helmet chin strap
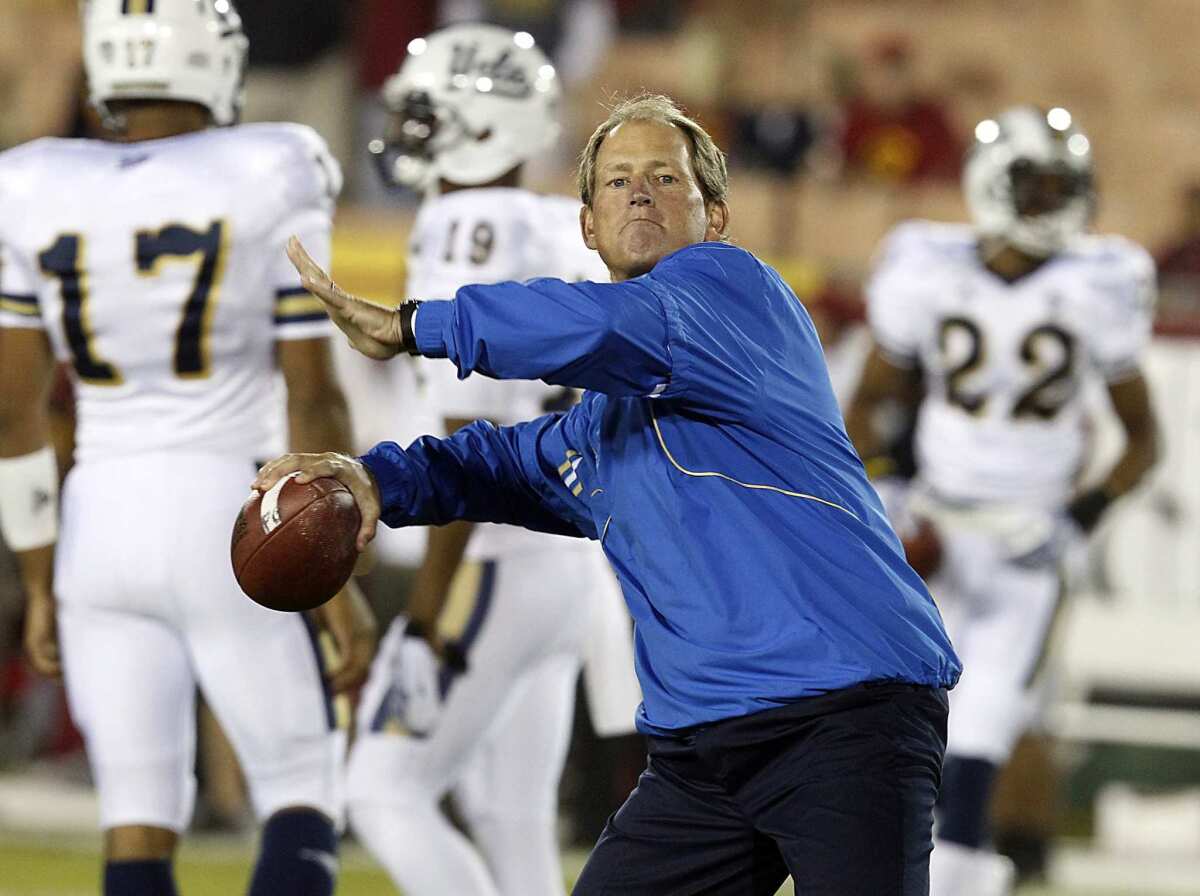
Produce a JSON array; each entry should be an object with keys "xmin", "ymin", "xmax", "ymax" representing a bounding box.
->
[{"xmin": 94, "ymin": 98, "xmax": 129, "ymax": 136}]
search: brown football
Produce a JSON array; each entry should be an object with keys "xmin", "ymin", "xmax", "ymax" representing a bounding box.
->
[
  {"xmin": 902, "ymin": 518, "xmax": 944, "ymax": 580},
  {"xmin": 231, "ymin": 474, "xmax": 360, "ymax": 612}
]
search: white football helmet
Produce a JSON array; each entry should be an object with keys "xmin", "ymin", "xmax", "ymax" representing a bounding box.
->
[
  {"xmin": 370, "ymin": 24, "xmax": 561, "ymax": 190},
  {"xmin": 964, "ymin": 105, "xmax": 1095, "ymax": 257},
  {"xmin": 81, "ymin": 0, "xmax": 249, "ymax": 128}
]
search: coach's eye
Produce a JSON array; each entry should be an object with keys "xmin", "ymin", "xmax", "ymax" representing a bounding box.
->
[
  {"xmin": 608, "ymin": 178, "xmax": 628, "ymax": 188},
  {"xmin": 658, "ymin": 174, "xmax": 676, "ymax": 185}
]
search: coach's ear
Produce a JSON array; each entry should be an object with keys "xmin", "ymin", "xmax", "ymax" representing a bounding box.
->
[
  {"xmin": 581, "ymin": 204, "xmax": 598, "ymax": 251},
  {"xmin": 705, "ymin": 200, "xmax": 730, "ymax": 242}
]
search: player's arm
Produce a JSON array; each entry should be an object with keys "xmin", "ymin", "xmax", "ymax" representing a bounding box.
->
[
  {"xmin": 278, "ymin": 336, "xmax": 376, "ymax": 691},
  {"xmin": 278, "ymin": 337, "xmax": 353, "ymax": 454},
  {"xmin": 0, "ymin": 327, "xmax": 61, "ymax": 678},
  {"xmin": 287, "ymin": 238, "xmax": 672, "ymax": 398},
  {"xmin": 1069, "ymin": 249, "xmax": 1162, "ymax": 532},
  {"xmin": 1067, "ymin": 371, "xmax": 1160, "ymax": 533},
  {"xmin": 844, "ymin": 343, "xmax": 922, "ymax": 477}
]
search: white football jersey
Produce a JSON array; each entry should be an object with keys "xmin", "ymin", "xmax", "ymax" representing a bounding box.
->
[
  {"xmin": 867, "ymin": 220, "xmax": 1155, "ymax": 507},
  {"xmin": 0, "ymin": 123, "xmax": 339, "ymax": 464},
  {"xmin": 407, "ymin": 187, "xmax": 610, "ymax": 559}
]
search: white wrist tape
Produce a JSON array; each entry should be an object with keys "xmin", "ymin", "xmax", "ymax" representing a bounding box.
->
[{"xmin": 0, "ymin": 445, "xmax": 59, "ymax": 551}]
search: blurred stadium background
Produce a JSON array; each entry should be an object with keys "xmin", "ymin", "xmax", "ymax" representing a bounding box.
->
[{"xmin": 3, "ymin": 1, "xmax": 1200, "ymax": 893}]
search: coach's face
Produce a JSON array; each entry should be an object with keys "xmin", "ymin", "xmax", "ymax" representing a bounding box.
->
[{"xmin": 582, "ymin": 120, "xmax": 729, "ymax": 282}]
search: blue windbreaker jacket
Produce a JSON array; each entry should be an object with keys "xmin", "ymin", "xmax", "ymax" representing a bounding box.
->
[{"xmin": 361, "ymin": 241, "xmax": 960, "ymax": 734}]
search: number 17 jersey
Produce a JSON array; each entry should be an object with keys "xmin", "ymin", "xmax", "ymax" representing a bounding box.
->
[
  {"xmin": 866, "ymin": 220, "xmax": 1155, "ymax": 508},
  {"xmin": 0, "ymin": 123, "xmax": 339, "ymax": 464}
]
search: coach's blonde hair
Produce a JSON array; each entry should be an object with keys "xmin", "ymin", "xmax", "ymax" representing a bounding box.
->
[{"xmin": 577, "ymin": 94, "xmax": 729, "ymax": 208}]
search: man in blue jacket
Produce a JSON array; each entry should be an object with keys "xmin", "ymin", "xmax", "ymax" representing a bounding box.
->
[{"xmin": 258, "ymin": 94, "xmax": 961, "ymax": 894}]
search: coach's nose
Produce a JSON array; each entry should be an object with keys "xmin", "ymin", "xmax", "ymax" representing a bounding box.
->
[{"xmin": 629, "ymin": 175, "xmax": 653, "ymax": 206}]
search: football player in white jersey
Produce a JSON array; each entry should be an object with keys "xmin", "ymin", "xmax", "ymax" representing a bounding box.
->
[
  {"xmin": 0, "ymin": 3, "xmax": 374, "ymax": 895},
  {"xmin": 846, "ymin": 106, "xmax": 1161, "ymax": 896},
  {"xmin": 344, "ymin": 24, "xmax": 640, "ymax": 896}
]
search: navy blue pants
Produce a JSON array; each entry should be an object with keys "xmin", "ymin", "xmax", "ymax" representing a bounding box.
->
[{"xmin": 574, "ymin": 683, "xmax": 948, "ymax": 895}]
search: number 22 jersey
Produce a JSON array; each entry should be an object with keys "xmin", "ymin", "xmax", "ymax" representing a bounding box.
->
[
  {"xmin": 0, "ymin": 123, "xmax": 339, "ymax": 464},
  {"xmin": 866, "ymin": 220, "xmax": 1155, "ymax": 508}
]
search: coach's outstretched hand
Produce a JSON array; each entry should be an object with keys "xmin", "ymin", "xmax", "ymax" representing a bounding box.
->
[
  {"xmin": 254, "ymin": 451, "xmax": 381, "ymax": 551},
  {"xmin": 287, "ymin": 236, "xmax": 404, "ymax": 360}
]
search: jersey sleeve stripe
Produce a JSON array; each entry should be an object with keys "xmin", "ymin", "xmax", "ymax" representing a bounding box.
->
[
  {"xmin": 274, "ymin": 311, "xmax": 329, "ymax": 325},
  {"xmin": 274, "ymin": 293, "xmax": 327, "ymax": 325},
  {"xmin": 275, "ymin": 286, "xmax": 313, "ymax": 300},
  {"xmin": 0, "ymin": 293, "xmax": 39, "ymax": 316}
]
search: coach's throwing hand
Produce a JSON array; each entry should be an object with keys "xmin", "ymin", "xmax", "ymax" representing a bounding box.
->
[{"xmin": 255, "ymin": 452, "xmax": 381, "ymax": 551}]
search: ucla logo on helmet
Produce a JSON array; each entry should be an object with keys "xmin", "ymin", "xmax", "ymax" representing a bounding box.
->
[{"xmin": 447, "ymin": 42, "xmax": 531, "ymax": 100}]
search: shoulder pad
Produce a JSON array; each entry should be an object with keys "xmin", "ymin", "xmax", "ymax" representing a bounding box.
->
[
  {"xmin": 232, "ymin": 123, "xmax": 343, "ymax": 204},
  {"xmin": 1068, "ymin": 233, "xmax": 1154, "ymax": 278},
  {"xmin": 0, "ymin": 138, "xmax": 76, "ymax": 194},
  {"xmin": 874, "ymin": 219, "xmax": 975, "ymax": 270}
]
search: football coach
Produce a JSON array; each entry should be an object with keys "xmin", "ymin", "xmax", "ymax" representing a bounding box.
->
[{"xmin": 258, "ymin": 94, "xmax": 961, "ymax": 894}]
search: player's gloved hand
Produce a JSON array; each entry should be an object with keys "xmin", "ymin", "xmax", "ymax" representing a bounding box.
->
[
  {"xmin": 23, "ymin": 589, "xmax": 62, "ymax": 680},
  {"xmin": 1008, "ymin": 512, "xmax": 1087, "ymax": 570},
  {"xmin": 393, "ymin": 618, "xmax": 448, "ymax": 734},
  {"xmin": 1010, "ymin": 488, "xmax": 1113, "ymax": 570},
  {"xmin": 1065, "ymin": 486, "xmax": 1114, "ymax": 535},
  {"xmin": 254, "ymin": 451, "xmax": 381, "ymax": 551},
  {"xmin": 312, "ymin": 578, "xmax": 377, "ymax": 693},
  {"xmin": 287, "ymin": 237, "xmax": 405, "ymax": 360}
]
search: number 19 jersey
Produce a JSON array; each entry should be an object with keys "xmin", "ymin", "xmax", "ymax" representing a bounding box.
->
[
  {"xmin": 866, "ymin": 220, "xmax": 1155, "ymax": 507},
  {"xmin": 406, "ymin": 187, "xmax": 611, "ymax": 561},
  {"xmin": 0, "ymin": 123, "xmax": 340, "ymax": 464}
]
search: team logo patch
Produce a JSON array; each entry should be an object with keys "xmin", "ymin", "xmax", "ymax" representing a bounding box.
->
[{"xmin": 558, "ymin": 450, "xmax": 585, "ymax": 498}]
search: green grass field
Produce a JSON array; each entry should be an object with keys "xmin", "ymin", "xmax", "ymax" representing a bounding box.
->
[
  {"xmin": 0, "ymin": 830, "xmax": 1184, "ymax": 896},
  {"xmin": 2, "ymin": 833, "xmax": 397, "ymax": 896}
]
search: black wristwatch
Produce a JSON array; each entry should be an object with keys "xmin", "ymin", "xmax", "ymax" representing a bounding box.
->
[{"xmin": 399, "ymin": 300, "xmax": 423, "ymax": 355}]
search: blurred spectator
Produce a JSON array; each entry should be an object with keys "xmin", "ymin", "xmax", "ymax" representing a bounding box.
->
[
  {"xmin": 239, "ymin": 0, "xmax": 356, "ymax": 187},
  {"xmin": 729, "ymin": 106, "xmax": 819, "ymax": 178},
  {"xmin": 805, "ymin": 274, "xmax": 869, "ymax": 407},
  {"xmin": 1155, "ymin": 181, "xmax": 1200, "ymax": 336},
  {"xmin": 0, "ymin": 0, "xmax": 83, "ymax": 149},
  {"xmin": 612, "ymin": 0, "xmax": 686, "ymax": 34},
  {"xmin": 358, "ymin": 0, "xmax": 439, "ymax": 95},
  {"xmin": 837, "ymin": 35, "xmax": 963, "ymax": 185}
]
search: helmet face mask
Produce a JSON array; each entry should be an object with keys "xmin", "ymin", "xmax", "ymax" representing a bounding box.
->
[
  {"xmin": 370, "ymin": 91, "xmax": 441, "ymax": 189},
  {"xmin": 964, "ymin": 105, "xmax": 1096, "ymax": 258},
  {"xmin": 1008, "ymin": 158, "xmax": 1092, "ymax": 218},
  {"xmin": 370, "ymin": 24, "xmax": 561, "ymax": 192},
  {"xmin": 81, "ymin": 0, "xmax": 249, "ymax": 130}
]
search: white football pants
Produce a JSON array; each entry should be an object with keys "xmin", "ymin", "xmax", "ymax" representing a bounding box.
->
[
  {"xmin": 347, "ymin": 545, "xmax": 630, "ymax": 896},
  {"xmin": 55, "ymin": 453, "xmax": 344, "ymax": 832}
]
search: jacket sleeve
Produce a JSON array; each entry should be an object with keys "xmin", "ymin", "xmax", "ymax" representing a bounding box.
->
[
  {"xmin": 412, "ymin": 275, "xmax": 674, "ymax": 398},
  {"xmin": 359, "ymin": 408, "xmax": 597, "ymax": 539}
]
